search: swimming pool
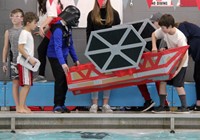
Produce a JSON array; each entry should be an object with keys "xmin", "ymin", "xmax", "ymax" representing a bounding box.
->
[{"xmin": 0, "ymin": 130, "xmax": 200, "ymax": 140}]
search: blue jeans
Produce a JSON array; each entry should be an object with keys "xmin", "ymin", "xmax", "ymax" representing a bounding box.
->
[{"xmin": 91, "ymin": 90, "xmax": 110, "ymax": 99}]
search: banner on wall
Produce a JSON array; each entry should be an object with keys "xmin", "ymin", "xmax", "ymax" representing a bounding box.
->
[
  {"xmin": 147, "ymin": 0, "xmax": 200, "ymax": 10},
  {"xmin": 151, "ymin": 0, "xmax": 180, "ymax": 6}
]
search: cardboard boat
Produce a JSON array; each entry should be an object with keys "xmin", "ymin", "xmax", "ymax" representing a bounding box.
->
[{"xmin": 67, "ymin": 46, "xmax": 189, "ymax": 95}]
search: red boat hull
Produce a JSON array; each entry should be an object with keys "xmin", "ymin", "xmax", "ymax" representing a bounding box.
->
[{"xmin": 67, "ymin": 46, "xmax": 189, "ymax": 95}]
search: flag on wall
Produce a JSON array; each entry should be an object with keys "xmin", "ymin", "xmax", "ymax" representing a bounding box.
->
[
  {"xmin": 196, "ymin": 0, "xmax": 200, "ymax": 10},
  {"xmin": 98, "ymin": 0, "xmax": 103, "ymax": 8},
  {"xmin": 74, "ymin": 0, "xmax": 79, "ymax": 6},
  {"xmin": 49, "ymin": 0, "xmax": 53, "ymax": 5},
  {"xmin": 172, "ymin": 0, "xmax": 179, "ymax": 9},
  {"xmin": 146, "ymin": 0, "xmax": 153, "ymax": 8}
]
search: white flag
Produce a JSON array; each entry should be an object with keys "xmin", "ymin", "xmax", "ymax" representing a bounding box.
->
[{"xmin": 172, "ymin": 0, "xmax": 179, "ymax": 10}]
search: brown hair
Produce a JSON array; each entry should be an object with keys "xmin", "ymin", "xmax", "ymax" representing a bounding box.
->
[
  {"xmin": 10, "ymin": 8, "xmax": 24, "ymax": 17},
  {"xmin": 158, "ymin": 14, "xmax": 175, "ymax": 28},
  {"xmin": 91, "ymin": 0, "xmax": 114, "ymax": 26},
  {"xmin": 37, "ymin": 0, "xmax": 63, "ymax": 15},
  {"xmin": 23, "ymin": 12, "xmax": 39, "ymax": 26}
]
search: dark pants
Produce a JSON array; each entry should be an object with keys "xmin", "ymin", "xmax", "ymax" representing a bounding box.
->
[
  {"xmin": 138, "ymin": 84, "xmax": 151, "ymax": 101},
  {"xmin": 138, "ymin": 82, "xmax": 168, "ymax": 105},
  {"xmin": 37, "ymin": 37, "xmax": 49, "ymax": 76},
  {"xmin": 137, "ymin": 82, "xmax": 160, "ymax": 101},
  {"xmin": 194, "ymin": 61, "xmax": 200, "ymax": 100},
  {"xmin": 48, "ymin": 58, "xmax": 68, "ymax": 107}
]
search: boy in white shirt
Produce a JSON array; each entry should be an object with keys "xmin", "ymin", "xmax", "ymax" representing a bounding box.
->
[
  {"xmin": 17, "ymin": 12, "xmax": 39, "ymax": 113},
  {"xmin": 151, "ymin": 14, "xmax": 189, "ymax": 113}
]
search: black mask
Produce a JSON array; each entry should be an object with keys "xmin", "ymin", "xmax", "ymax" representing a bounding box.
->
[{"xmin": 59, "ymin": 5, "xmax": 80, "ymax": 27}]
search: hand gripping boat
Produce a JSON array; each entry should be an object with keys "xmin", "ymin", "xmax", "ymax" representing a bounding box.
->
[{"xmin": 67, "ymin": 46, "xmax": 189, "ymax": 95}]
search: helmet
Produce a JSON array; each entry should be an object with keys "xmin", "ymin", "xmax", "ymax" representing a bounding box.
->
[{"xmin": 59, "ymin": 5, "xmax": 80, "ymax": 27}]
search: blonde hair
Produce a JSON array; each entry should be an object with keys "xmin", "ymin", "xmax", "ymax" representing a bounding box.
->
[{"xmin": 91, "ymin": 0, "xmax": 114, "ymax": 26}]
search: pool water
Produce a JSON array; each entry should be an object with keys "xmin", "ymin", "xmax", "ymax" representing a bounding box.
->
[{"xmin": 0, "ymin": 131, "xmax": 200, "ymax": 140}]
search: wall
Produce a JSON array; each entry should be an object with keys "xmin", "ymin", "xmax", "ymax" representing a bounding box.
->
[
  {"xmin": 1, "ymin": 82, "xmax": 196, "ymax": 107},
  {"xmin": 0, "ymin": 0, "xmax": 199, "ymax": 81}
]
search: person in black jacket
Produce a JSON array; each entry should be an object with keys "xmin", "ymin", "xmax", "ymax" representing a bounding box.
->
[
  {"xmin": 176, "ymin": 21, "xmax": 200, "ymax": 111},
  {"xmin": 86, "ymin": 0, "xmax": 121, "ymax": 113}
]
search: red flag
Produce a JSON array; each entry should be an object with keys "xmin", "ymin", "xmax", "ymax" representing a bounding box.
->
[
  {"xmin": 49, "ymin": 0, "xmax": 53, "ymax": 5},
  {"xmin": 196, "ymin": 0, "xmax": 200, "ymax": 10},
  {"xmin": 146, "ymin": 0, "xmax": 153, "ymax": 8},
  {"xmin": 98, "ymin": 0, "xmax": 103, "ymax": 8}
]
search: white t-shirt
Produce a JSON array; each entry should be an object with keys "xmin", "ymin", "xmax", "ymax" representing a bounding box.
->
[
  {"xmin": 37, "ymin": 0, "xmax": 59, "ymax": 27},
  {"xmin": 17, "ymin": 30, "xmax": 34, "ymax": 63},
  {"xmin": 46, "ymin": 0, "xmax": 59, "ymax": 17},
  {"xmin": 155, "ymin": 28, "xmax": 188, "ymax": 67}
]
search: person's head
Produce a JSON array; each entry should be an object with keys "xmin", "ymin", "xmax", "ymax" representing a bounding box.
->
[
  {"xmin": 10, "ymin": 8, "xmax": 24, "ymax": 26},
  {"xmin": 37, "ymin": 0, "xmax": 47, "ymax": 15},
  {"xmin": 91, "ymin": 0, "xmax": 114, "ymax": 26},
  {"xmin": 23, "ymin": 12, "xmax": 39, "ymax": 31},
  {"xmin": 150, "ymin": 12, "xmax": 162, "ymax": 28},
  {"xmin": 158, "ymin": 14, "xmax": 175, "ymax": 33},
  {"xmin": 59, "ymin": 5, "xmax": 80, "ymax": 27}
]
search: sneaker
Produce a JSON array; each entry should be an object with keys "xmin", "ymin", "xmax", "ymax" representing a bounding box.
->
[
  {"xmin": 89, "ymin": 104, "xmax": 98, "ymax": 113},
  {"xmin": 53, "ymin": 106, "xmax": 64, "ymax": 113},
  {"xmin": 33, "ymin": 75, "xmax": 47, "ymax": 82},
  {"xmin": 164, "ymin": 106, "xmax": 170, "ymax": 111},
  {"xmin": 174, "ymin": 107, "xmax": 190, "ymax": 114},
  {"xmin": 152, "ymin": 106, "xmax": 169, "ymax": 113},
  {"xmin": 102, "ymin": 104, "xmax": 113, "ymax": 113},
  {"xmin": 193, "ymin": 106, "xmax": 200, "ymax": 112},
  {"xmin": 141, "ymin": 99, "xmax": 155, "ymax": 112},
  {"xmin": 61, "ymin": 106, "xmax": 71, "ymax": 113}
]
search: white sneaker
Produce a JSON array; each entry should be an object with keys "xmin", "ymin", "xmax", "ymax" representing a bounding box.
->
[
  {"xmin": 102, "ymin": 104, "xmax": 113, "ymax": 113},
  {"xmin": 89, "ymin": 104, "xmax": 98, "ymax": 113},
  {"xmin": 33, "ymin": 75, "xmax": 47, "ymax": 82}
]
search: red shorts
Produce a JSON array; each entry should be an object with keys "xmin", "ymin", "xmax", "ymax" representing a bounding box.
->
[{"xmin": 17, "ymin": 64, "xmax": 33, "ymax": 86}]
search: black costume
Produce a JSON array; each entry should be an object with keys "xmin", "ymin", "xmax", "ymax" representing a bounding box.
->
[{"xmin": 178, "ymin": 21, "xmax": 200, "ymax": 102}]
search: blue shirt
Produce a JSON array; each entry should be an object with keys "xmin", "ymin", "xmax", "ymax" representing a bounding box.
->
[{"xmin": 47, "ymin": 21, "xmax": 78, "ymax": 65}]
